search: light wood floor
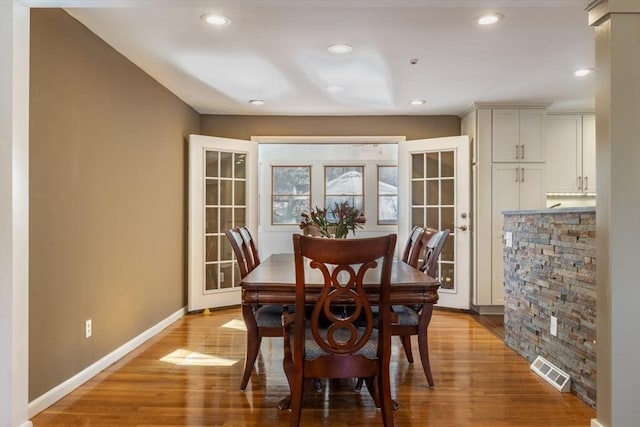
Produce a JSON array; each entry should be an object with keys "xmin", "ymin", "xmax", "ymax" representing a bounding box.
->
[{"xmin": 31, "ymin": 308, "xmax": 595, "ymax": 426}]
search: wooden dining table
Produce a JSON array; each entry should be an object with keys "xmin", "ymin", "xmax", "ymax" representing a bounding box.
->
[{"xmin": 240, "ymin": 252, "xmax": 440, "ymax": 408}]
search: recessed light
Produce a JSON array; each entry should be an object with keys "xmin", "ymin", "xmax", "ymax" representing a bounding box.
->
[
  {"xmin": 249, "ymin": 99, "xmax": 265, "ymax": 105},
  {"xmin": 410, "ymin": 100, "xmax": 426, "ymax": 106},
  {"xmin": 574, "ymin": 68, "xmax": 594, "ymax": 77},
  {"xmin": 477, "ymin": 13, "xmax": 504, "ymax": 26},
  {"xmin": 201, "ymin": 13, "xmax": 231, "ymax": 26},
  {"xmin": 327, "ymin": 44, "xmax": 353, "ymax": 54},
  {"xmin": 326, "ymin": 85, "xmax": 345, "ymax": 92}
]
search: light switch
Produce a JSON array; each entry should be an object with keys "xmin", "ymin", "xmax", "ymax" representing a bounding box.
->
[{"xmin": 505, "ymin": 231, "xmax": 513, "ymax": 248}]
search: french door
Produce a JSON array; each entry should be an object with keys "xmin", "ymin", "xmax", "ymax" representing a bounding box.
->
[
  {"xmin": 188, "ymin": 135, "xmax": 258, "ymax": 311},
  {"xmin": 398, "ymin": 136, "xmax": 471, "ymax": 309}
]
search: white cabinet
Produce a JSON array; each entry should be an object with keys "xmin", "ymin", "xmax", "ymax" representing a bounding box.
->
[
  {"xmin": 491, "ymin": 163, "xmax": 545, "ymax": 304},
  {"xmin": 492, "ymin": 109, "xmax": 546, "ymax": 163},
  {"xmin": 545, "ymin": 114, "xmax": 596, "ymax": 193}
]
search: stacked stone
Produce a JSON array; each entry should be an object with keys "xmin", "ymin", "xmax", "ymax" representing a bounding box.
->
[{"xmin": 503, "ymin": 207, "xmax": 596, "ymax": 408}]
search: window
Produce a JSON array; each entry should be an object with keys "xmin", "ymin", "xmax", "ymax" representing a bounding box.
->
[
  {"xmin": 378, "ymin": 166, "xmax": 398, "ymax": 225},
  {"xmin": 271, "ymin": 166, "xmax": 311, "ymax": 225},
  {"xmin": 324, "ymin": 166, "xmax": 364, "ymax": 218}
]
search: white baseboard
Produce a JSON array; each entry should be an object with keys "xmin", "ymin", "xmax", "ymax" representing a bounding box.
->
[
  {"xmin": 28, "ymin": 306, "xmax": 187, "ymax": 418},
  {"xmin": 591, "ymin": 419, "xmax": 605, "ymax": 427}
]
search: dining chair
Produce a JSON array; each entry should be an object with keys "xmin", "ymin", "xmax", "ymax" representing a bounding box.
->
[
  {"xmin": 224, "ymin": 227, "xmax": 284, "ymax": 391},
  {"xmin": 392, "ymin": 229, "xmax": 450, "ymax": 387},
  {"xmin": 283, "ymin": 233, "xmax": 397, "ymax": 427}
]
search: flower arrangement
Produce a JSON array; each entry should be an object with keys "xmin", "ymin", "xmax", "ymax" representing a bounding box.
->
[{"xmin": 299, "ymin": 202, "xmax": 366, "ymax": 238}]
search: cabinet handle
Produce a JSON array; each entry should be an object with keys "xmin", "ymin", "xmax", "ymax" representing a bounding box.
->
[
  {"xmin": 584, "ymin": 176, "xmax": 588, "ymax": 191},
  {"xmin": 577, "ymin": 176, "xmax": 582, "ymax": 191},
  {"xmin": 515, "ymin": 167, "xmax": 520, "ymax": 182},
  {"xmin": 515, "ymin": 145, "xmax": 519, "ymax": 160},
  {"xmin": 521, "ymin": 167, "xmax": 525, "ymax": 182},
  {"xmin": 521, "ymin": 144, "xmax": 525, "ymax": 160}
]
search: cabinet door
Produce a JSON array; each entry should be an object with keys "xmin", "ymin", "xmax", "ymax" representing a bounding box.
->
[
  {"xmin": 492, "ymin": 109, "xmax": 520, "ymax": 162},
  {"xmin": 491, "ymin": 164, "xmax": 520, "ymax": 305},
  {"xmin": 519, "ymin": 109, "xmax": 546, "ymax": 162},
  {"xmin": 518, "ymin": 164, "xmax": 546, "ymax": 210},
  {"xmin": 545, "ymin": 115, "xmax": 582, "ymax": 192},
  {"xmin": 582, "ymin": 115, "xmax": 596, "ymax": 193}
]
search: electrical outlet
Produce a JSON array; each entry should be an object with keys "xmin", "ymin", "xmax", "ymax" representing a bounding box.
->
[
  {"xmin": 505, "ymin": 232, "xmax": 513, "ymax": 248},
  {"xmin": 550, "ymin": 315, "xmax": 558, "ymax": 337},
  {"xmin": 85, "ymin": 319, "xmax": 92, "ymax": 338},
  {"xmin": 219, "ymin": 272, "xmax": 225, "ymax": 283}
]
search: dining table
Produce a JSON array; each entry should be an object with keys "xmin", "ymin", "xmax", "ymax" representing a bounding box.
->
[{"xmin": 239, "ymin": 252, "xmax": 440, "ymax": 408}]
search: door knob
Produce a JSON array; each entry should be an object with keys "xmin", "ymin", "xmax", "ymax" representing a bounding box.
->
[{"xmin": 455, "ymin": 225, "xmax": 468, "ymax": 231}]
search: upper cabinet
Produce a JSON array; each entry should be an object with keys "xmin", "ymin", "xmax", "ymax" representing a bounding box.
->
[
  {"xmin": 492, "ymin": 109, "xmax": 546, "ymax": 163},
  {"xmin": 545, "ymin": 114, "xmax": 595, "ymax": 193}
]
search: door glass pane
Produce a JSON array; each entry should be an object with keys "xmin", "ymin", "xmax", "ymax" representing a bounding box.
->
[
  {"xmin": 411, "ymin": 181, "xmax": 424, "ymax": 205},
  {"xmin": 220, "ymin": 180, "xmax": 233, "ymax": 205},
  {"xmin": 234, "ymin": 153, "xmax": 246, "ymax": 179},
  {"xmin": 441, "ymin": 151, "xmax": 454, "ymax": 177},
  {"xmin": 426, "ymin": 181, "xmax": 439, "ymax": 205},
  {"xmin": 426, "ymin": 153, "xmax": 439, "ymax": 178},
  {"xmin": 220, "ymin": 152, "xmax": 233, "ymax": 178},
  {"xmin": 205, "ymin": 236, "xmax": 218, "ymax": 262},
  {"xmin": 411, "ymin": 154, "xmax": 423, "ymax": 179},
  {"xmin": 441, "ymin": 179, "xmax": 454, "ymax": 205},
  {"xmin": 201, "ymin": 149, "xmax": 249, "ymax": 293},
  {"xmin": 205, "ymin": 208, "xmax": 218, "ymax": 234},
  {"xmin": 205, "ymin": 151, "xmax": 219, "ymax": 177},
  {"xmin": 409, "ymin": 147, "xmax": 458, "ymax": 294}
]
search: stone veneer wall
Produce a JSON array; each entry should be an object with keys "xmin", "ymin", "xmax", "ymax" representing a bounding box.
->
[{"xmin": 503, "ymin": 208, "xmax": 596, "ymax": 408}]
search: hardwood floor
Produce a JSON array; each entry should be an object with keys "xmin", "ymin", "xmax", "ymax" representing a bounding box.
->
[{"xmin": 31, "ymin": 308, "xmax": 594, "ymax": 426}]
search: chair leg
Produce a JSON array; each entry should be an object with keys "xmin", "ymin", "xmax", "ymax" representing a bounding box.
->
[
  {"xmin": 354, "ymin": 377, "xmax": 364, "ymax": 391},
  {"xmin": 378, "ymin": 370, "xmax": 395, "ymax": 427},
  {"xmin": 364, "ymin": 377, "xmax": 380, "ymax": 408},
  {"xmin": 399, "ymin": 335, "xmax": 414, "ymax": 363},
  {"xmin": 417, "ymin": 303, "xmax": 435, "ymax": 387},
  {"xmin": 241, "ymin": 304, "xmax": 261, "ymax": 390},
  {"xmin": 289, "ymin": 373, "xmax": 305, "ymax": 427}
]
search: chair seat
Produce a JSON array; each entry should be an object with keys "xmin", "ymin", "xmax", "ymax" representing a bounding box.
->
[
  {"xmin": 391, "ymin": 305, "xmax": 420, "ymax": 326},
  {"xmin": 255, "ymin": 305, "xmax": 284, "ymax": 328},
  {"xmin": 301, "ymin": 327, "xmax": 379, "ymax": 361}
]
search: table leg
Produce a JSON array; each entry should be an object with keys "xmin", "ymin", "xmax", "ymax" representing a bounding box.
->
[
  {"xmin": 240, "ymin": 304, "xmax": 261, "ymax": 391},
  {"xmin": 418, "ymin": 303, "xmax": 435, "ymax": 387}
]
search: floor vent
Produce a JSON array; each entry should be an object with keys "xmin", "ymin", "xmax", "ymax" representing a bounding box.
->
[{"xmin": 530, "ymin": 355, "xmax": 571, "ymax": 392}]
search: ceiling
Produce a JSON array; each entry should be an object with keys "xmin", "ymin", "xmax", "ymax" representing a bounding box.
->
[{"xmin": 60, "ymin": 0, "xmax": 595, "ymax": 116}]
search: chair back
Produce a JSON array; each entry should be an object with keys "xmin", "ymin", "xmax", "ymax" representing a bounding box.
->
[
  {"xmin": 420, "ymin": 229, "xmax": 450, "ymax": 278},
  {"xmin": 292, "ymin": 234, "xmax": 397, "ymax": 360},
  {"xmin": 401, "ymin": 226, "xmax": 426, "ymax": 268},
  {"xmin": 239, "ymin": 226, "xmax": 260, "ymax": 270},
  {"xmin": 225, "ymin": 227, "xmax": 253, "ymax": 278}
]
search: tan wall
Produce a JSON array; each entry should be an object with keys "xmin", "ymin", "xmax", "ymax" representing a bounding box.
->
[
  {"xmin": 29, "ymin": 9, "xmax": 200, "ymax": 400},
  {"xmin": 201, "ymin": 115, "xmax": 460, "ymax": 140}
]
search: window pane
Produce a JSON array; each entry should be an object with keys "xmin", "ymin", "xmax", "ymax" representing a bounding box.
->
[
  {"xmin": 412, "ymin": 208, "xmax": 423, "ymax": 228},
  {"xmin": 205, "ymin": 236, "xmax": 218, "ymax": 262},
  {"xmin": 411, "ymin": 181, "xmax": 424, "ymax": 205},
  {"xmin": 442, "ymin": 207, "xmax": 455, "ymax": 231},
  {"xmin": 441, "ymin": 151, "xmax": 454, "ymax": 177},
  {"xmin": 205, "ymin": 208, "xmax": 218, "ymax": 234},
  {"xmin": 411, "ymin": 154, "xmax": 424, "ymax": 179},
  {"xmin": 220, "ymin": 180, "xmax": 232, "ymax": 205},
  {"xmin": 220, "ymin": 152, "xmax": 233, "ymax": 178},
  {"xmin": 234, "ymin": 153, "xmax": 246, "ymax": 179},
  {"xmin": 378, "ymin": 195, "xmax": 397, "ymax": 224},
  {"xmin": 426, "ymin": 207, "xmax": 439, "ymax": 230},
  {"xmin": 235, "ymin": 208, "xmax": 246, "ymax": 228},
  {"xmin": 234, "ymin": 181, "xmax": 245, "ymax": 205},
  {"xmin": 273, "ymin": 166, "xmax": 310, "ymax": 195},
  {"xmin": 205, "ymin": 264, "xmax": 218, "ymax": 291},
  {"xmin": 220, "ymin": 207, "xmax": 233, "ymax": 232},
  {"xmin": 221, "ymin": 235, "xmax": 233, "ymax": 260},
  {"xmin": 326, "ymin": 196, "xmax": 363, "ymax": 214},
  {"xmin": 205, "ymin": 180, "xmax": 218, "ymax": 205},
  {"xmin": 440, "ymin": 263, "xmax": 454, "ymax": 290},
  {"xmin": 220, "ymin": 263, "xmax": 234, "ymax": 289},
  {"xmin": 205, "ymin": 151, "xmax": 218, "ymax": 178},
  {"xmin": 442, "ymin": 179, "xmax": 454, "ymax": 205},
  {"xmin": 326, "ymin": 166, "xmax": 363, "ymax": 196},
  {"xmin": 426, "ymin": 180, "xmax": 439, "ymax": 205},
  {"xmin": 426, "ymin": 152, "xmax": 439, "ymax": 178},
  {"xmin": 441, "ymin": 236, "xmax": 454, "ymax": 262},
  {"xmin": 273, "ymin": 196, "xmax": 310, "ymax": 224}
]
